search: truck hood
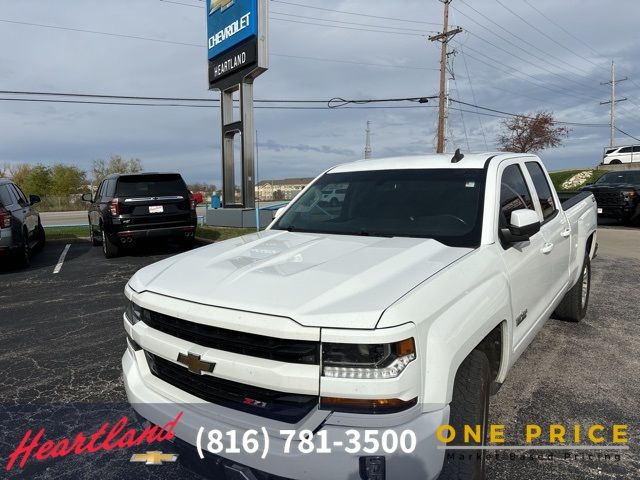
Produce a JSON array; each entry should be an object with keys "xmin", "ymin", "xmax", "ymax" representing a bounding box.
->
[{"xmin": 129, "ymin": 230, "xmax": 472, "ymax": 329}]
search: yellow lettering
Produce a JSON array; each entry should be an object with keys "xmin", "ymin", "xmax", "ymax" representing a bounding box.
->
[
  {"xmin": 588, "ymin": 425, "xmax": 605, "ymax": 444},
  {"xmin": 464, "ymin": 425, "xmax": 481, "ymax": 443},
  {"xmin": 612, "ymin": 425, "xmax": 628, "ymax": 444},
  {"xmin": 490, "ymin": 424, "xmax": 505, "ymax": 444},
  {"xmin": 525, "ymin": 424, "xmax": 542, "ymax": 443},
  {"xmin": 437, "ymin": 425, "xmax": 456, "ymax": 444},
  {"xmin": 549, "ymin": 424, "xmax": 566, "ymax": 443}
]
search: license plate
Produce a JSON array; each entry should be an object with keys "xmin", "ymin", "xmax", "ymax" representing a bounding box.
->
[
  {"xmin": 597, "ymin": 208, "xmax": 603, "ymax": 214},
  {"xmin": 149, "ymin": 205, "xmax": 164, "ymax": 214}
]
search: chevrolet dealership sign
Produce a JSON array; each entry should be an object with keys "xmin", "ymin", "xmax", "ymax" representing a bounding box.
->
[{"xmin": 207, "ymin": 0, "xmax": 267, "ymax": 89}]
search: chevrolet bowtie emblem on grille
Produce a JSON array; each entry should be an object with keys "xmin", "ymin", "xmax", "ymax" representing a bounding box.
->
[
  {"xmin": 210, "ymin": 0, "xmax": 234, "ymax": 14},
  {"xmin": 177, "ymin": 352, "xmax": 216, "ymax": 375},
  {"xmin": 130, "ymin": 451, "xmax": 178, "ymax": 465}
]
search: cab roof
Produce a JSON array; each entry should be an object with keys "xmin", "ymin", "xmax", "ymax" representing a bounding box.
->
[{"xmin": 328, "ymin": 152, "xmax": 537, "ymax": 173}]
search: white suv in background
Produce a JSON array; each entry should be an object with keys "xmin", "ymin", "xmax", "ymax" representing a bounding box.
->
[{"xmin": 602, "ymin": 144, "xmax": 640, "ymax": 164}]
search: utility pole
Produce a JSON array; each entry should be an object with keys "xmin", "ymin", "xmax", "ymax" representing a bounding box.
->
[
  {"xmin": 364, "ymin": 120, "xmax": 372, "ymax": 159},
  {"xmin": 600, "ymin": 61, "xmax": 627, "ymax": 147},
  {"xmin": 429, "ymin": 0, "xmax": 462, "ymax": 154}
]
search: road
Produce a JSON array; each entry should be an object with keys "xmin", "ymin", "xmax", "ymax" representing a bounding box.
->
[{"xmin": 0, "ymin": 228, "xmax": 638, "ymax": 479}]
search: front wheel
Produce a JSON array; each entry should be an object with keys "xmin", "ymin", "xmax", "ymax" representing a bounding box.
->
[
  {"xmin": 15, "ymin": 230, "xmax": 31, "ymax": 268},
  {"xmin": 438, "ymin": 350, "xmax": 490, "ymax": 480},
  {"xmin": 554, "ymin": 254, "xmax": 591, "ymax": 322}
]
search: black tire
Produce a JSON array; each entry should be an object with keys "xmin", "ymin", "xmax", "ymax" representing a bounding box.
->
[
  {"xmin": 15, "ymin": 229, "xmax": 31, "ymax": 268},
  {"xmin": 610, "ymin": 159, "xmax": 622, "ymax": 165},
  {"xmin": 181, "ymin": 236, "xmax": 195, "ymax": 251},
  {"xmin": 102, "ymin": 229, "xmax": 120, "ymax": 258},
  {"xmin": 90, "ymin": 225, "xmax": 101, "ymax": 246},
  {"xmin": 438, "ymin": 350, "xmax": 490, "ymax": 480},
  {"xmin": 554, "ymin": 254, "xmax": 590, "ymax": 322},
  {"xmin": 34, "ymin": 223, "xmax": 46, "ymax": 252}
]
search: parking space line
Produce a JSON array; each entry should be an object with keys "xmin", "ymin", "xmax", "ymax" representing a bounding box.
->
[{"xmin": 53, "ymin": 244, "xmax": 71, "ymax": 274}]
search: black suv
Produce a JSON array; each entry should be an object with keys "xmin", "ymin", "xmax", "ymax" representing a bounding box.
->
[
  {"xmin": 83, "ymin": 173, "xmax": 197, "ymax": 258},
  {"xmin": 581, "ymin": 170, "xmax": 640, "ymax": 225},
  {"xmin": 0, "ymin": 178, "xmax": 45, "ymax": 267}
]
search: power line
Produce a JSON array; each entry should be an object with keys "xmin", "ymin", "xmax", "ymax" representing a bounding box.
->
[
  {"xmin": 269, "ymin": 0, "xmax": 442, "ymax": 26},
  {"xmin": 270, "ymin": 11, "xmax": 429, "ymax": 33},
  {"xmin": 493, "ymin": 0, "xmax": 604, "ymax": 70},
  {"xmin": 615, "ymin": 127, "xmax": 640, "ymax": 143},
  {"xmin": 269, "ymin": 16, "xmax": 428, "ymax": 37},
  {"xmin": 458, "ymin": 46, "xmax": 488, "ymax": 150}
]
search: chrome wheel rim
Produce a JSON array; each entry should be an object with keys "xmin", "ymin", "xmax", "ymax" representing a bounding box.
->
[{"xmin": 581, "ymin": 265, "xmax": 589, "ymax": 307}]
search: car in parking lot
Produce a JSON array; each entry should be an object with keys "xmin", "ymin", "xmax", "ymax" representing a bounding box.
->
[
  {"xmin": 0, "ymin": 178, "xmax": 45, "ymax": 267},
  {"xmin": 602, "ymin": 144, "xmax": 640, "ymax": 165},
  {"xmin": 581, "ymin": 170, "xmax": 640, "ymax": 224},
  {"xmin": 83, "ymin": 173, "xmax": 197, "ymax": 258}
]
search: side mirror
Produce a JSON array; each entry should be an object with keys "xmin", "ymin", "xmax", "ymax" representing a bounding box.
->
[
  {"xmin": 29, "ymin": 194, "xmax": 41, "ymax": 205},
  {"xmin": 500, "ymin": 209, "xmax": 540, "ymax": 243},
  {"xmin": 274, "ymin": 207, "xmax": 285, "ymax": 219},
  {"xmin": 81, "ymin": 193, "xmax": 93, "ymax": 203}
]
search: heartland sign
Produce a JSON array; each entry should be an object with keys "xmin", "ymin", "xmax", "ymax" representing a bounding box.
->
[{"xmin": 206, "ymin": 0, "xmax": 267, "ymax": 89}]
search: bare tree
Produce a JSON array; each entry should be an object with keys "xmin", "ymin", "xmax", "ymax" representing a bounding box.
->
[
  {"xmin": 92, "ymin": 156, "xmax": 143, "ymax": 184},
  {"xmin": 497, "ymin": 111, "xmax": 570, "ymax": 153}
]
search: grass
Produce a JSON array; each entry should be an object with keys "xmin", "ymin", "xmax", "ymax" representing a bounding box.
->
[
  {"xmin": 548, "ymin": 169, "xmax": 608, "ymax": 192},
  {"xmin": 43, "ymin": 225, "xmax": 89, "ymax": 240},
  {"xmin": 195, "ymin": 225, "xmax": 258, "ymax": 242},
  {"xmin": 42, "ymin": 225, "xmax": 257, "ymax": 242}
]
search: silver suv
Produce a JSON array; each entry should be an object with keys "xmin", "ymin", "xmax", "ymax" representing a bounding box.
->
[{"xmin": 0, "ymin": 179, "xmax": 45, "ymax": 267}]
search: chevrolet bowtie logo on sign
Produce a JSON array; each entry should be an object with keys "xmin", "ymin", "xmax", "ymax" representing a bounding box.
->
[
  {"xmin": 177, "ymin": 352, "xmax": 216, "ymax": 375},
  {"xmin": 130, "ymin": 451, "xmax": 178, "ymax": 465},
  {"xmin": 210, "ymin": 0, "xmax": 234, "ymax": 14}
]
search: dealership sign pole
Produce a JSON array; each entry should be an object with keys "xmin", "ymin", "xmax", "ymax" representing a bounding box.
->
[{"xmin": 207, "ymin": 0, "xmax": 268, "ymax": 209}]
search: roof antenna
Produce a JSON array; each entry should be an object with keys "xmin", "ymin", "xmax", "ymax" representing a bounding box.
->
[{"xmin": 451, "ymin": 148, "xmax": 464, "ymax": 163}]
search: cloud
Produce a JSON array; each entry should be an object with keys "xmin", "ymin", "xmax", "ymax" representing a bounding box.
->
[{"xmin": 0, "ymin": 0, "xmax": 638, "ymax": 187}]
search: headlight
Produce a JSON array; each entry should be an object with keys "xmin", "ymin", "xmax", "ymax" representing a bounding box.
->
[
  {"xmin": 622, "ymin": 191, "xmax": 637, "ymax": 200},
  {"xmin": 125, "ymin": 300, "xmax": 143, "ymax": 325},
  {"xmin": 322, "ymin": 338, "xmax": 416, "ymax": 379}
]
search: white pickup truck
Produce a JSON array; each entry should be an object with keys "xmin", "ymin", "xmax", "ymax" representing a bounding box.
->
[{"xmin": 122, "ymin": 153, "xmax": 597, "ymax": 480}]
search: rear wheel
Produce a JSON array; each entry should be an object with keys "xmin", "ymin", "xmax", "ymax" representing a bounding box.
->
[
  {"xmin": 181, "ymin": 236, "xmax": 195, "ymax": 251},
  {"xmin": 610, "ymin": 159, "xmax": 622, "ymax": 165},
  {"xmin": 438, "ymin": 350, "xmax": 490, "ymax": 480},
  {"xmin": 554, "ymin": 254, "xmax": 590, "ymax": 322},
  {"xmin": 102, "ymin": 229, "xmax": 120, "ymax": 258}
]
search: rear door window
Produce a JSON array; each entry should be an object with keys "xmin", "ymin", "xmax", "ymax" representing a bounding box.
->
[
  {"xmin": 618, "ymin": 147, "xmax": 633, "ymax": 153},
  {"xmin": 0, "ymin": 185, "xmax": 14, "ymax": 206},
  {"xmin": 499, "ymin": 164, "xmax": 534, "ymax": 225},
  {"xmin": 115, "ymin": 174, "xmax": 187, "ymax": 198},
  {"xmin": 525, "ymin": 162, "xmax": 557, "ymax": 221}
]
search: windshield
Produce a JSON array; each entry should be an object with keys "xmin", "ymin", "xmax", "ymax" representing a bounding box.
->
[
  {"xmin": 595, "ymin": 172, "xmax": 640, "ymax": 185},
  {"xmin": 273, "ymin": 168, "xmax": 486, "ymax": 247},
  {"xmin": 115, "ymin": 174, "xmax": 188, "ymax": 197}
]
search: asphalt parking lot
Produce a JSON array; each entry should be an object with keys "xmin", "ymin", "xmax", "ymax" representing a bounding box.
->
[{"xmin": 0, "ymin": 228, "xmax": 639, "ymax": 479}]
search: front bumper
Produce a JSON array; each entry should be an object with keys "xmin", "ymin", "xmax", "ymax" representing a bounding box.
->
[{"xmin": 122, "ymin": 348, "xmax": 448, "ymax": 480}]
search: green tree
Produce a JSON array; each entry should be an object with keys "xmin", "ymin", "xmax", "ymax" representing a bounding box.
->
[
  {"xmin": 92, "ymin": 155, "xmax": 143, "ymax": 184},
  {"xmin": 20, "ymin": 165, "xmax": 52, "ymax": 196},
  {"xmin": 50, "ymin": 164, "xmax": 88, "ymax": 195}
]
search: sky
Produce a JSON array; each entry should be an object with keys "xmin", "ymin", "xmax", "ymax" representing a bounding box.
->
[{"xmin": 0, "ymin": 0, "xmax": 639, "ymax": 187}]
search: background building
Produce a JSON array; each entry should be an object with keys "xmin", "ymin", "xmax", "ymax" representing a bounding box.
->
[{"xmin": 256, "ymin": 178, "xmax": 314, "ymax": 201}]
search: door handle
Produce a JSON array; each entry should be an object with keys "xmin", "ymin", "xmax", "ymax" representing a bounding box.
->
[
  {"xmin": 561, "ymin": 228, "xmax": 571, "ymax": 238},
  {"xmin": 541, "ymin": 242, "xmax": 554, "ymax": 254}
]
